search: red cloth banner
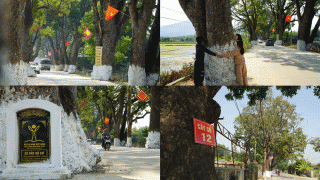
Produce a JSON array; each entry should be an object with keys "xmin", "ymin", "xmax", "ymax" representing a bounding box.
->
[
  {"xmin": 83, "ymin": 26, "xmax": 92, "ymax": 39},
  {"xmin": 272, "ymin": 28, "xmax": 275, "ymax": 32},
  {"xmin": 104, "ymin": 118, "xmax": 109, "ymax": 124},
  {"xmin": 65, "ymin": 40, "xmax": 70, "ymax": 47},
  {"xmin": 193, "ymin": 117, "xmax": 216, "ymax": 146},
  {"xmin": 80, "ymin": 98, "xmax": 87, "ymax": 108},
  {"xmin": 136, "ymin": 89, "xmax": 149, "ymax": 102},
  {"xmin": 285, "ymin": 15, "xmax": 292, "ymax": 23}
]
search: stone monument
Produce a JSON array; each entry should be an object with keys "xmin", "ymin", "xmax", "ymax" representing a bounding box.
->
[{"xmin": 0, "ymin": 99, "xmax": 71, "ymax": 179}]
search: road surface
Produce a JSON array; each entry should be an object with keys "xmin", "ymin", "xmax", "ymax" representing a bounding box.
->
[
  {"xmin": 270, "ymin": 172, "xmax": 318, "ymax": 180},
  {"xmin": 71, "ymin": 146, "xmax": 160, "ymax": 180},
  {"xmin": 246, "ymin": 44, "xmax": 320, "ymax": 85},
  {"xmin": 27, "ymin": 70, "xmax": 119, "ymax": 86}
]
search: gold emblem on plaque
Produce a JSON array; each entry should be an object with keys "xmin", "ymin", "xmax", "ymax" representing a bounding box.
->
[{"xmin": 26, "ymin": 125, "xmax": 44, "ymax": 142}]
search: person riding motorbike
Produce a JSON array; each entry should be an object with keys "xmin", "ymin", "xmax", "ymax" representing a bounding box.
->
[{"xmin": 101, "ymin": 129, "xmax": 111, "ymax": 150}]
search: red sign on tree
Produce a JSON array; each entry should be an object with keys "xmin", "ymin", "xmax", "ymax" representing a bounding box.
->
[
  {"xmin": 193, "ymin": 117, "xmax": 216, "ymax": 146},
  {"xmin": 285, "ymin": 15, "xmax": 292, "ymax": 23}
]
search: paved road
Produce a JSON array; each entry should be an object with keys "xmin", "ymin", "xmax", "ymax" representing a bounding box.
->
[
  {"xmin": 270, "ymin": 172, "xmax": 318, "ymax": 180},
  {"xmin": 27, "ymin": 70, "xmax": 119, "ymax": 86},
  {"xmin": 71, "ymin": 146, "xmax": 160, "ymax": 180},
  {"xmin": 246, "ymin": 44, "xmax": 320, "ymax": 85}
]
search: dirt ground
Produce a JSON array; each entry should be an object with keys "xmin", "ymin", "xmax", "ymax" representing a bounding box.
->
[{"xmin": 70, "ymin": 146, "xmax": 160, "ymax": 180}]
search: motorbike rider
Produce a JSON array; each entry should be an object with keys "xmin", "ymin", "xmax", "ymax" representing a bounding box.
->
[{"xmin": 101, "ymin": 129, "xmax": 110, "ymax": 146}]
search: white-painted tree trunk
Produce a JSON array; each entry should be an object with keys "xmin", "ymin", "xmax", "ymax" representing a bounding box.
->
[
  {"xmin": 114, "ymin": 138, "xmax": 121, "ymax": 146},
  {"xmin": 55, "ymin": 65, "xmax": 64, "ymax": 71},
  {"xmin": 145, "ymin": 131, "xmax": 160, "ymax": 149},
  {"xmin": 204, "ymin": 41, "xmax": 238, "ymax": 86},
  {"xmin": 91, "ymin": 65, "xmax": 112, "ymax": 81},
  {"xmin": 0, "ymin": 89, "xmax": 101, "ymax": 174},
  {"xmin": 275, "ymin": 40, "xmax": 282, "ymax": 45},
  {"xmin": 67, "ymin": 65, "xmax": 76, "ymax": 74},
  {"xmin": 64, "ymin": 65, "xmax": 69, "ymax": 72},
  {"xmin": 297, "ymin": 40, "xmax": 306, "ymax": 51},
  {"xmin": 128, "ymin": 64, "xmax": 146, "ymax": 85},
  {"xmin": 26, "ymin": 63, "xmax": 36, "ymax": 77},
  {"xmin": 0, "ymin": 61, "xmax": 28, "ymax": 85},
  {"xmin": 146, "ymin": 73, "xmax": 160, "ymax": 86},
  {"xmin": 126, "ymin": 137, "xmax": 132, "ymax": 147}
]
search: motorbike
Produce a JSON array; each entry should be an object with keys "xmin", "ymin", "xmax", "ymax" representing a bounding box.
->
[{"xmin": 102, "ymin": 135, "xmax": 111, "ymax": 151}]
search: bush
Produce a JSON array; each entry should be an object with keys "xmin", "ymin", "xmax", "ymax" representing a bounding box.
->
[{"xmin": 160, "ymin": 61, "xmax": 194, "ymax": 86}]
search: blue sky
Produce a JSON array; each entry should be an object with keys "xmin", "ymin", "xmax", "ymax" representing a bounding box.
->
[{"xmin": 213, "ymin": 86, "xmax": 320, "ymax": 165}]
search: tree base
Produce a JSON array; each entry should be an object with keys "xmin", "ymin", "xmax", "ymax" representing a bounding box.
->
[
  {"xmin": 91, "ymin": 65, "xmax": 112, "ymax": 81},
  {"xmin": 297, "ymin": 40, "xmax": 306, "ymax": 51},
  {"xmin": 55, "ymin": 65, "xmax": 64, "ymax": 71},
  {"xmin": 128, "ymin": 64, "xmax": 146, "ymax": 85},
  {"xmin": 204, "ymin": 42, "xmax": 237, "ymax": 85},
  {"xmin": 126, "ymin": 137, "xmax": 132, "ymax": 147},
  {"xmin": 26, "ymin": 63, "xmax": 36, "ymax": 77},
  {"xmin": 64, "ymin": 65, "xmax": 69, "ymax": 72},
  {"xmin": 0, "ymin": 166, "xmax": 72, "ymax": 179},
  {"xmin": 147, "ymin": 73, "xmax": 160, "ymax": 86},
  {"xmin": 67, "ymin": 65, "xmax": 76, "ymax": 74},
  {"xmin": 275, "ymin": 40, "xmax": 282, "ymax": 45},
  {"xmin": 145, "ymin": 131, "xmax": 160, "ymax": 149},
  {"xmin": 0, "ymin": 61, "xmax": 28, "ymax": 85},
  {"xmin": 114, "ymin": 138, "xmax": 120, "ymax": 146}
]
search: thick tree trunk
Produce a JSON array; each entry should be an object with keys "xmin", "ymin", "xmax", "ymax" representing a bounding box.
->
[
  {"xmin": 161, "ymin": 87, "xmax": 221, "ymax": 179},
  {"xmin": 91, "ymin": 0, "xmax": 130, "ymax": 81},
  {"xmin": 113, "ymin": 86, "xmax": 126, "ymax": 146},
  {"xmin": 0, "ymin": 0, "xmax": 11, "ymax": 85},
  {"xmin": 128, "ymin": 0, "xmax": 156, "ymax": 85},
  {"xmin": 0, "ymin": 86, "xmax": 101, "ymax": 173}
]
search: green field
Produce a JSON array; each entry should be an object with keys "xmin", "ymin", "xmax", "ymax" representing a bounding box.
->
[{"xmin": 160, "ymin": 43, "xmax": 196, "ymax": 55}]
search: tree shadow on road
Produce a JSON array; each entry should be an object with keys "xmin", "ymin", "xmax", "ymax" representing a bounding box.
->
[{"xmin": 257, "ymin": 46, "xmax": 320, "ymax": 73}]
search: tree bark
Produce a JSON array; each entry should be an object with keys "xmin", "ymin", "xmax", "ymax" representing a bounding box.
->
[
  {"xmin": 161, "ymin": 87, "xmax": 221, "ymax": 179},
  {"xmin": 149, "ymin": 86, "xmax": 160, "ymax": 132},
  {"xmin": 127, "ymin": 86, "xmax": 132, "ymax": 147}
]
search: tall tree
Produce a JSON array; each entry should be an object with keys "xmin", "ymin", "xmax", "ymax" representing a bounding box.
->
[
  {"xmin": 179, "ymin": 0, "xmax": 237, "ymax": 85},
  {"xmin": 127, "ymin": 0, "xmax": 156, "ymax": 85},
  {"xmin": 295, "ymin": 0, "xmax": 320, "ymax": 51},
  {"xmin": 265, "ymin": 0, "xmax": 296, "ymax": 45},
  {"xmin": 91, "ymin": 0, "xmax": 130, "ymax": 81},
  {"xmin": 126, "ymin": 86, "xmax": 133, "ymax": 147},
  {"xmin": 231, "ymin": 0, "xmax": 268, "ymax": 43}
]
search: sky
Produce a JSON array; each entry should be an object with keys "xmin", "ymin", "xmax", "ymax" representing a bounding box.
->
[
  {"xmin": 160, "ymin": 0, "xmax": 320, "ymax": 33},
  {"xmin": 132, "ymin": 107, "xmax": 151, "ymax": 129},
  {"xmin": 213, "ymin": 86, "xmax": 320, "ymax": 165}
]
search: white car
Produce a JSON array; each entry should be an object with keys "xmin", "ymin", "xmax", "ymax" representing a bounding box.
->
[
  {"xmin": 29, "ymin": 62, "xmax": 40, "ymax": 74},
  {"xmin": 258, "ymin": 39, "xmax": 263, "ymax": 43}
]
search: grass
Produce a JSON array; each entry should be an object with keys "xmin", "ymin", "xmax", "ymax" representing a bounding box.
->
[
  {"xmin": 77, "ymin": 74, "xmax": 91, "ymax": 78},
  {"xmin": 160, "ymin": 44, "xmax": 254, "ymax": 86},
  {"xmin": 283, "ymin": 44, "xmax": 298, "ymax": 49},
  {"xmin": 160, "ymin": 43, "xmax": 196, "ymax": 55}
]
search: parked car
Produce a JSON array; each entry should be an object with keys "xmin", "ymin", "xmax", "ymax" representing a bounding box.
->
[
  {"xmin": 39, "ymin": 59, "xmax": 51, "ymax": 70},
  {"xmin": 258, "ymin": 39, "xmax": 263, "ymax": 43},
  {"xmin": 29, "ymin": 62, "xmax": 40, "ymax": 74},
  {"xmin": 266, "ymin": 38, "xmax": 274, "ymax": 46}
]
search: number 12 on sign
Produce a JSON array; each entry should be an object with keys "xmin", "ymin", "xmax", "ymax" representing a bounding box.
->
[{"xmin": 193, "ymin": 117, "xmax": 216, "ymax": 146}]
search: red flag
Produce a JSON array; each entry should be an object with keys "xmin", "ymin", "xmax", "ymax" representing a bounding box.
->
[
  {"xmin": 98, "ymin": 127, "xmax": 101, "ymax": 131},
  {"xmin": 91, "ymin": 132, "xmax": 94, "ymax": 135},
  {"xmin": 56, "ymin": 49, "xmax": 58, "ymax": 52},
  {"xmin": 272, "ymin": 28, "xmax": 275, "ymax": 32},
  {"xmin": 80, "ymin": 98, "xmax": 87, "ymax": 108},
  {"xmin": 105, "ymin": 5, "xmax": 119, "ymax": 21},
  {"xmin": 31, "ymin": 25, "xmax": 41, "ymax": 32},
  {"xmin": 136, "ymin": 89, "xmax": 149, "ymax": 102},
  {"xmin": 104, "ymin": 118, "xmax": 109, "ymax": 124},
  {"xmin": 83, "ymin": 26, "xmax": 93, "ymax": 39},
  {"xmin": 253, "ymin": 160, "xmax": 258, "ymax": 163},
  {"xmin": 285, "ymin": 15, "xmax": 292, "ymax": 23},
  {"xmin": 65, "ymin": 40, "xmax": 70, "ymax": 47}
]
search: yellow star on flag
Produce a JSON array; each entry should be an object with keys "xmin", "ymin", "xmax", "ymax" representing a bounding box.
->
[
  {"xmin": 83, "ymin": 26, "xmax": 93, "ymax": 39},
  {"xmin": 85, "ymin": 30, "xmax": 91, "ymax": 36},
  {"xmin": 105, "ymin": 5, "xmax": 119, "ymax": 21}
]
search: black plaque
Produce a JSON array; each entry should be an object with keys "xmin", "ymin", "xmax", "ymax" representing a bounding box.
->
[{"xmin": 17, "ymin": 109, "xmax": 50, "ymax": 163}]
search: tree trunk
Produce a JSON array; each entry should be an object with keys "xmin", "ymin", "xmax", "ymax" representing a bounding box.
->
[
  {"xmin": 128, "ymin": 0, "xmax": 156, "ymax": 85},
  {"xmin": 180, "ymin": 0, "xmax": 237, "ymax": 85},
  {"xmin": 296, "ymin": 0, "xmax": 317, "ymax": 51},
  {"xmin": 0, "ymin": 86, "xmax": 101, "ymax": 173},
  {"xmin": 0, "ymin": 0, "xmax": 11, "ymax": 85},
  {"xmin": 91, "ymin": 0, "xmax": 130, "ymax": 81},
  {"xmin": 145, "ymin": 1, "xmax": 160, "ymax": 86},
  {"xmin": 161, "ymin": 87, "xmax": 221, "ymax": 179},
  {"xmin": 146, "ymin": 86, "xmax": 160, "ymax": 149},
  {"xmin": 113, "ymin": 86, "xmax": 126, "ymax": 146},
  {"xmin": 68, "ymin": 25, "xmax": 82, "ymax": 74},
  {"xmin": 126, "ymin": 86, "xmax": 132, "ymax": 147}
]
